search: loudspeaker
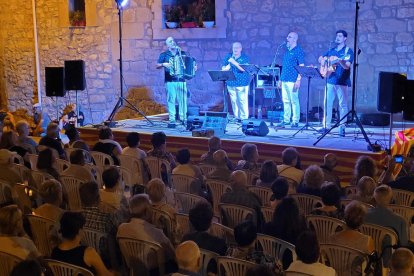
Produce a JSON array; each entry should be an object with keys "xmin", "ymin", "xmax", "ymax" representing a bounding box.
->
[
  {"xmin": 186, "ymin": 115, "xmax": 205, "ymax": 131},
  {"xmin": 242, "ymin": 119, "xmax": 269, "ymax": 136},
  {"xmin": 403, "ymin": 80, "xmax": 414, "ymax": 121},
  {"xmin": 377, "ymin": 71, "xmax": 406, "ymax": 113},
  {"xmin": 360, "ymin": 113, "xmax": 390, "ymax": 126},
  {"xmin": 64, "ymin": 60, "xmax": 86, "ymax": 90},
  {"xmin": 45, "ymin": 67, "xmax": 65, "ymax": 97}
]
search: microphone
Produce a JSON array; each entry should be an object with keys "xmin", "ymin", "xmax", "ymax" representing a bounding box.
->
[{"xmin": 278, "ymin": 41, "xmax": 286, "ymax": 47}]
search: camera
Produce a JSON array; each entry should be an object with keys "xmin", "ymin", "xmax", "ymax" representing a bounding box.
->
[{"xmin": 394, "ymin": 155, "xmax": 404, "ymax": 164}]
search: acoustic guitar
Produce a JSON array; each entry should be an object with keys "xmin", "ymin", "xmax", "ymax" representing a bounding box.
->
[{"xmin": 319, "ymin": 54, "xmax": 350, "ymax": 78}]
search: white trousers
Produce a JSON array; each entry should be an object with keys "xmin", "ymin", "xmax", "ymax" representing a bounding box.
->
[
  {"xmin": 281, "ymin": 81, "xmax": 300, "ymax": 124},
  {"xmin": 228, "ymin": 85, "xmax": 249, "ymax": 120},
  {"xmin": 323, "ymin": 83, "xmax": 348, "ymax": 128},
  {"xmin": 166, "ymin": 81, "xmax": 187, "ymax": 122}
]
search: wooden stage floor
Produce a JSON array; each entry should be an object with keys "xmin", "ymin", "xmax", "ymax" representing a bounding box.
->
[{"xmin": 78, "ymin": 114, "xmax": 407, "ymax": 185}]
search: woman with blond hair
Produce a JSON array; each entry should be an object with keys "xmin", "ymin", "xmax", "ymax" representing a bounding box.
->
[{"xmin": 348, "ymin": 176, "xmax": 376, "ymax": 205}]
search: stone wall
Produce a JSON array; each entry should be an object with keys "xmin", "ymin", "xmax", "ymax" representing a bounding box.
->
[{"xmin": 0, "ymin": 0, "xmax": 413, "ymax": 123}]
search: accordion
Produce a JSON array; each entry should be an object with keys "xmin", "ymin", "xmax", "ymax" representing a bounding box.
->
[{"xmin": 169, "ymin": 55, "xmax": 196, "ymax": 80}]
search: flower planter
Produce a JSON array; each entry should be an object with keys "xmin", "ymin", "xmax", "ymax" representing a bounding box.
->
[
  {"xmin": 181, "ymin": 22, "xmax": 197, "ymax": 28},
  {"xmin": 203, "ymin": 21, "xmax": 215, "ymax": 28},
  {"xmin": 166, "ymin": 22, "xmax": 178, "ymax": 29}
]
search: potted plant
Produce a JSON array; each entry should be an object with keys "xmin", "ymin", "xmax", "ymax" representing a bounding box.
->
[
  {"xmin": 181, "ymin": 14, "xmax": 197, "ymax": 28},
  {"xmin": 201, "ymin": 5, "xmax": 215, "ymax": 28},
  {"xmin": 69, "ymin": 10, "xmax": 86, "ymax": 27},
  {"xmin": 164, "ymin": 6, "xmax": 180, "ymax": 28}
]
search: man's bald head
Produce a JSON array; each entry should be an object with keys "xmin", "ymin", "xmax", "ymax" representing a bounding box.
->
[
  {"xmin": 230, "ymin": 170, "xmax": 248, "ymax": 189},
  {"xmin": 213, "ymin": 150, "xmax": 227, "ymax": 166},
  {"xmin": 323, "ymin": 153, "xmax": 338, "ymax": 169},
  {"xmin": 175, "ymin": 241, "xmax": 201, "ymax": 272},
  {"xmin": 391, "ymin": 248, "xmax": 414, "ymax": 274}
]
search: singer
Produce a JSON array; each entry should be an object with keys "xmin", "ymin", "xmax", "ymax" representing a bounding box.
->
[
  {"xmin": 221, "ymin": 42, "xmax": 250, "ymax": 121},
  {"xmin": 277, "ymin": 32, "xmax": 305, "ymax": 128},
  {"xmin": 318, "ymin": 30, "xmax": 354, "ymax": 136},
  {"xmin": 156, "ymin": 36, "xmax": 189, "ymax": 126}
]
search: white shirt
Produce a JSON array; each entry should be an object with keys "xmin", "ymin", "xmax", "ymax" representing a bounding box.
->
[
  {"xmin": 286, "ymin": 260, "xmax": 336, "ymax": 276},
  {"xmin": 122, "ymin": 147, "xmax": 147, "ymax": 159}
]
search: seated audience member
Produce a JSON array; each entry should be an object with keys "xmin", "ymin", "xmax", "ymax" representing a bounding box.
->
[
  {"xmin": 0, "ymin": 149, "xmax": 22, "ymax": 186},
  {"xmin": 182, "ymin": 201, "xmax": 227, "ymax": 274},
  {"xmin": 235, "ymin": 143, "xmax": 261, "ymax": 173},
  {"xmin": 34, "ymin": 179, "xmax": 64, "ymax": 222},
  {"xmin": 389, "ymin": 248, "xmax": 414, "ymax": 276},
  {"xmin": 365, "ymin": 185, "xmax": 408, "ymax": 246},
  {"xmin": 15, "ymin": 120, "xmax": 37, "ymax": 152},
  {"xmin": 386, "ymin": 155, "xmax": 414, "ymax": 193},
  {"xmin": 100, "ymin": 167, "xmax": 128, "ymax": 211},
  {"xmin": 147, "ymin": 178, "xmax": 179, "ymax": 244},
  {"xmin": 348, "ymin": 176, "xmax": 376, "ymax": 205},
  {"xmin": 37, "ymin": 148, "xmax": 60, "ymax": 180},
  {"xmin": 92, "ymin": 126, "xmax": 122, "ymax": 165},
  {"xmin": 51, "ymin": 212, "xmax": 113, "ymax": 275},
  {"xmin": 256, "ymin": 160, "xmax": 278, "ymax": 188},
  {"xmin": 329, "ymin": 200, "xmax": 374, "ymax": 253},
  {"xmin": 220, "ymin": 170, "xmax": 263, "ymax": 229},
  {"xmin": 320, "ymin": 153, "xmax": 340, "ymax": 188},
  {"xmin": 2, "ymin": 112, "xmax": 16, "ymax": 131},
  {"xmin": 117, "ymin": 194, "xmax": 176, "ymax": 273},
  {"xmin": 245, "ymin": 265, "xmax": 278, "ymax": 276},
  {"xmin": 32, "ymin": 103, "xmax": 51, "ymax": 137},
  {"xmin": 200, "ymin": 136, "xmax": 233, "ymax": 170},
  {"xmin": 122, "ymin": 132, "xmax": 147, "ymax": 159},
  {"xmin": 61, "ymin": 149, "xmax": 94, "ymax": 182},
  {"xmin": 350, "ymin": 155, "xmax": 377, "ymax": 186},
  {"xmin": 0, "ymin": 205, "xmax": 40, "ymax": 259},
  {"xmin": 297, "ymin": 165, "xmax": 324, "ymax": 197},
  {"xmin": 310, "ymin": 182, "xmax": 344, "ymax": 219},
  {"xmin": 147, "ymin": 131, "xmax": 176, "ymax": 185},
  {"xmin": 269, "ymin": 177, "xmax": 289, "ymax": 209},
  {"xmin": 226, "ymin": 221, "xmax": 275, "ymax": 270},
  {"xmin": 277, "ymin": 147, "xmax": 304, "ymax": 192},
  {"xmin": 172, "ymin": 148, "xmax": 204, "ymax": 195},
  {"xmin": 206, "ymin": 149, "xmax": 232, "ymax": 181},
  {"xmin": 72, "ymin": 140, "xmax": 90, "ymax": 152},
  {"xmin": 286, "ymin": 231, "xmax": 336, "ymax": 276},
  {"xmin": 0, "ymin": 130, "xmax": 29, "ymax": 163},
  {"xmin": 173, "ymin": 241, "xmax": 201, "ymax": 276},
  {"xmin": 39, "ymin": 123, "xmax": 66, "ymax": 160},
  {"xmin": 263, "ymin": 197, "xmax": 307, "ymax": 269},
  {"xmin": 58, "ymin": 103, "xmax": 77, "ymax": 131},
  {"xmin": 10, "ymin": 259, "xmax": 43, "ymax": 276},
  {"xmin": 64, "ymin": 125, "xmax": 80, "ymax": 148}
]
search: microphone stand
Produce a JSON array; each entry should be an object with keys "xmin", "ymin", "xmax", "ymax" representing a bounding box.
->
[{"xmin": 269, "ymin": 42, "xmax": 284, "ymax": 126}]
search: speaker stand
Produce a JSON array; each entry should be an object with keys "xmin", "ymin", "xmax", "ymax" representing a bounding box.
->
[
  {"xmin": 106, "ymin": 3, "xmax": 154, "ymax": 127},
  {"xmin": 55, "ymin": 96, "xmax": 59, "ymax": 122}
]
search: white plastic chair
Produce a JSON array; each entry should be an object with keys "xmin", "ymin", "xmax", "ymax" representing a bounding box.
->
[
  {"xmin": 60, "ymin": 176, "xmax": 84, "ymax": 210},
  {"xmin": 306, "ymin": 215, "xmax": 346, "ymax": 243},
  {"xmin": 45, "ymin": 259, "xmax": 94, "ymax": 276},
  {"xmin": 90, "ymin": 151, "xmax": 114, "ymax": 167},
  {"xmin": 206, "ymin": 179, "xmax": 232, "ymax": 217}
]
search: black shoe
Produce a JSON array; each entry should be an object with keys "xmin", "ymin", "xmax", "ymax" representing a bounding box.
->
[
  {"xmin": 317, "ymin": 127, "xmax": 328, "ymax": 134},
  {"xmin": 168, "ymin": 121, "xmax": 176, "ymax": 128},
  {"xmin": 291, "ymin": 122, "xmax": 299, "ymax": 128}
]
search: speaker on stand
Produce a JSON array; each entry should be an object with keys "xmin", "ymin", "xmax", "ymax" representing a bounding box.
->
[
  {"xmin": 65, "ymin": 60, "xmax": 86, "ymax": 126},
  {"xmin": 45, "ymin": 67, "xmax": 66, "ymax": 121}
]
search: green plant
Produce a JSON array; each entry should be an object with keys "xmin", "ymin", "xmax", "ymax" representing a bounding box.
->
[
  {"xmin": 164, "ymin": 6, "xmax": 180, "ymax": 22},
  {"xmin": 69, "ymin": 10, "xmax": 85, "ymax": 25},
  {"xmin": 201, "ymin": 5, "xmax": 215, "ymax": 21}
]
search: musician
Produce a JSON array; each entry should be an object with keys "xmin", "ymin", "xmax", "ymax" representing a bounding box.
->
[
  {"xmin": 222, "ymin": 42, "xmax": 250, "ymax": 121},
  {"xmin": 157, "ymin": 36, "xmax": 191, "ymax": 126},
  {"xmin": 318, "ymin": 30, "xmax": 354, "ymax": 136},
  {"xmin": 277, "ymin": 32, "xmax": 305, "ymax": 128}
]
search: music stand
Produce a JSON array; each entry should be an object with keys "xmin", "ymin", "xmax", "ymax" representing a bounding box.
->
[
  {"xmin": 292, "ymin": 66, "xmax": 323, "ymax": 136},
  {"xmin": 240, "ymin": 64, "xmax": 262, "ymax": 119},
  {"xmin": 208, "ymin": 70, "xmax": 236, "ymax": 113}
]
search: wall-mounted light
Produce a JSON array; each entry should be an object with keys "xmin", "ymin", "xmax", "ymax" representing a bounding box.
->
[{"xmin": 115, "ymin": 0, "xmax": 129, "ymax": 8}]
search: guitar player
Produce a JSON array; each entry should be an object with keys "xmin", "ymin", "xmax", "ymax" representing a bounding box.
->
[{"xmin": 318, "ymin": 30, "xmax": 354, "ymax": 137}]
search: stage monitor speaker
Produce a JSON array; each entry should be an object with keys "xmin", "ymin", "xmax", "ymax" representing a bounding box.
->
[
  {"xmin": 45, "ymin": 67, "xmax": 65, "ymax": 97},
  {"xmin": 242, "ymin": 119, "xmax": 269, "ymax": 136},
  {"xmin": 186, "ymin": 115, "xmax": 205, "ymax": 131},
  {"xmin": 360, "ymin": 113, "xmax": 390, "ymax": 126},
  {"xmin": 377, "ymin": 71, "xmax": 406, "ymax": 113},
  {"xmin": 64, "ymin": 60, "xmax": 86, "ymax": 91}
]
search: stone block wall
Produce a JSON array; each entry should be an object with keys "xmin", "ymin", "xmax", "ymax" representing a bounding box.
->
[{"xmin": 0, "ymin": 0, "xmax": 413, "ymax": 124}]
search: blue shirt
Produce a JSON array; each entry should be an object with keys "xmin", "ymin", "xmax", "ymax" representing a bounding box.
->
[
  {"xmin": 222, "ymin": 53, "xmax": 251, "ymax": 87},
  {"xmin": 324, "ymin": 46, "xmax": 354, "ymax": 86},
  {"xmin": 157, "ymin": 50, "xmax": 188, "ymax": 82},
  {"xmin": 280, "ymin": 45, "xmax": 305, "ymax": 82}
]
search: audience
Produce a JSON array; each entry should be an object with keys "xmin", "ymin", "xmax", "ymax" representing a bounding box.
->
[
  {"xmin": 0, "ymin": 149, "xmax": 22, "ymax": 186},
  {"xmin": 0, "ymin": 205, "xmax": 40, "ymax": 259},
  {"xmin": 37, "ymin": 148, "xmax": 60, "ymax": 180},
  {"xmin": 269, "ymin": 177, "xmax": 289, "ymax": 209},
  {"xmin": 320, "ymin": 153, "xmax": 340, "ymax": 188},
  {"xmin": 389, "ymin": 248, "xmax": 414, "ymax": 276},
  {"xmin": 329, "ymin": 200, "xmax": 374, "ymax": 253},
  {"xmin": 310, "ymin": 182, "xmax": 344, "ymax": 219},
  {"xmin": 172, "ymin": 148, "xmax": 204, "ymax": 195},
  {"xmin": 206, "ymin": 149, "xmax": 232, "ymax": 181},
  {"xmin": 117, "ymin": 194, "xmax": 176, "ymax": 272},
  {"xmin": 39, "ymin": 123, "xmax": 66, "ymax": 160},
  {"xmin": 277, "ymin": 147, "xmax": 304, "ymax": 192},
  {"xmin": 61, "ymin": 149, "xmax": 95, "ymax": 182},
  {"xmin": 348, "ymin": 176, "xmax": 376, "ymax": 205},
  {"xmin": 34, "ymin": 179, "xmax": 64, "ymax": 222},
  {"xmin": 297, "ymin": 165, "xmax": 325, "ymax": 197},
  {"xmin": 386, "ymin": 156, "xmax": 414, "ymax": 193},
  {"xmin": 16, "ymin": 120, "xmax": 38, "ymax": 152},
  {"xmin": 286, "ymin": 231, "xmax": 336, "ymax": 276},
  {"xmin": 100, "ymin": 167, "xmax": 128, "ymax": 211},
  {"xmin": 51, "ymin": 211, "xmax": 113, "ymax": 275},
  {"xmin": 365, "ymin": 185, "xmax": 408, "ymax": 246},
  {"xmin": 256, "ymin": 160, "xmax": 278, "ymax": 188},
  {"xmin": 64, "ymin": 125, "xmax": 81, "ymax": 148},
  {"xmin": 235, "ymin": 143, "xmax": 261, "ymax": 174},
  {"xmin": 147, "ymin": 131, "xmax": 176, "ymax": 185},
  {"xmin": 350, "ymin": 155, "xmax": 377, "ymax": 186},
  {"xmin": 0, "ymin": 130, "xmax": 29, "ymax": 163},
  {"xmin": 245, "ymin": 265, "xmax": 277, "ymax": 276},
  {"xmin": 173, "ymin": 241, "xmax": 201, "ymax": 276},
  {"xmin": 10, "ymin": 259, "xmax": 43, "ymax": 276},
  {"xmin": 220, "ymin": 170, "xmax": 263, "ymax": 229},
  {"xmin": 92, "ymin": 126, "xmax": 122, "ymax": 165},
  {"xmin": 226, "ymin": 221, "xmax": 275, "ymax": 270},
  {"xmin": 121, "ymin": 132, "xmax": 147, "ymax": 159},
  {"xmin": 200, "ymin": 136, "xmax": 233, "ymax": 170}
]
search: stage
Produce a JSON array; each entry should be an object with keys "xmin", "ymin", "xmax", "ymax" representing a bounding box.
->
[{"xmin": 77, "ymin": 113, "xmax": 408, "ymax": 186}]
